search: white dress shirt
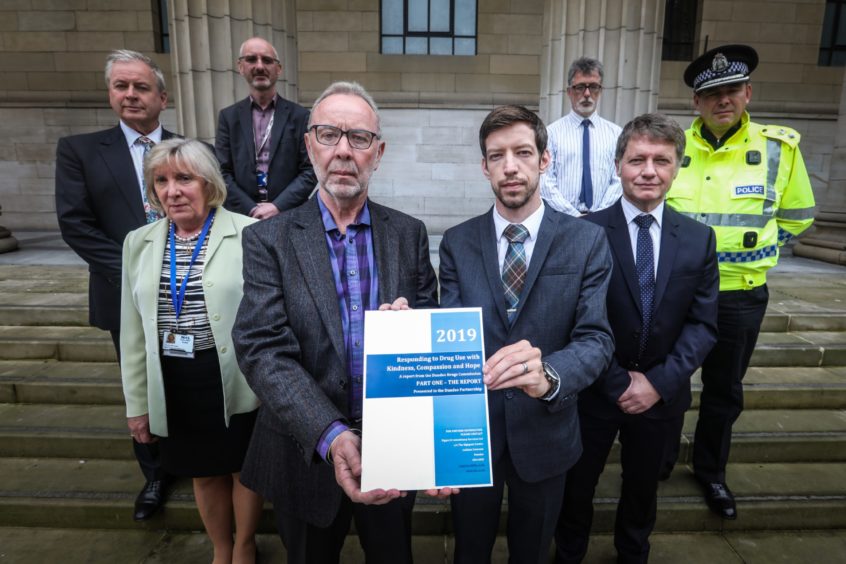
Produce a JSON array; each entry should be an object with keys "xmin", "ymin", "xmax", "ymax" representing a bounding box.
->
[
  {"xmin": 621, "ymin": 197, "xmax": 663, "ymax": 278},
  {"xmin": 120, "ymin": 120, "xmax": 163, "ymax": 195},
  {"xmin": 492, "ymin": 201, "xmax": 545, "ymax": 272},
  {"xmin": 541, "ymin": 110, "xmax": 622, "ymax": 216}
]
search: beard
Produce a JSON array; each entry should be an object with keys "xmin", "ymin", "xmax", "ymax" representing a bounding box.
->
[{"xmin": 494, "ymin": 177, "xmax": 538, "ymax": 210}]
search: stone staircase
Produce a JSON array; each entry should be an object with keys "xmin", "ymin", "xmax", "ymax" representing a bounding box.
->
[{"xmin": 1, "ymin": 262, "xmax": 846, "ymax": 562}]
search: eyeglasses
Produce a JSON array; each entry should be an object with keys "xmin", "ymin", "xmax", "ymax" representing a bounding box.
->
[
  {"xmin": 238, "ymin": 55, "xmax": 280, "ymax": 66},
  {"xmin": 309, "ymin": 125, "xmax": 380, "ymax": 150},
  {"xmin": 569, "ymin": 83, "xmax": 602, "ymax": 94}
]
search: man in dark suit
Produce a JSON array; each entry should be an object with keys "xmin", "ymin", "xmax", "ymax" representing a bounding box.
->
[
  {"xmin": 555, "ymin": 113, "xmax": 719, "ymax": 564},
  {"xmin": 216, "ymin": 36, "xmax": 316, "ymax": 219},
  {"xmin": 438, "ymin": 105, "xmax": 615, "ymax": 563},
  {"xmin": 232, "ymin": 81, "xmax": 438, "ymax": 564},
  {"xmin": 55, "ymin": 49, "xmax": 176, "ymax": 521}
]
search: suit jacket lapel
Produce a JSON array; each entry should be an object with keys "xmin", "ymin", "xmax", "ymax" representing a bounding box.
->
[
  {"xmin": 238, "ymin": 98, "xmax": 257, "ymax": 166},
  {"xmin": 607, "ymin": 201, "xmax": 643, "ymax": 314},
  {"xmin": 268, "ymin": 95, "xmax": 292, "ymax": 166},
  {"xmin": 98, "ymin": 126, "xmax": 146, "ymax": 225},
  {"xmin": 654, "ymin": 205, "xmax": 680, "ymax": 307},
  {"xmin": 142, "ymin": 221, "xmax": 169, "ymax": 322},
  {"xmin": 370, "ymin": 201, "xmax": 399, "ymax": 305},
  {"xmin": 516, "ymin": 206, "xmax": 557, "ymax": 327},
  {"xmin": 479, "ymin": 210, "xmax": 510, "ymax": 329},
  {"xmin": 204, "ymin": 208, "xmax": 233, "ymax": 265},
  {"xmin": 291, "ymin": 199, "xmax": 346, "ymax": 362}
]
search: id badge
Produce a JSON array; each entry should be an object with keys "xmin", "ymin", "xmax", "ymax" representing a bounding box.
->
[{"xmin": 162, "ymin": 330, "xmax": 195, "ymax": 358}]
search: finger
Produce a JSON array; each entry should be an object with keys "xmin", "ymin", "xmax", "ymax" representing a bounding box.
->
[
  {"xmin": 483, "ymin": 341, "xmax": 527, "ymax": 373},
  {"xmin": 486, "ymin": 358, "xmax": 540, "ymax": 389}
]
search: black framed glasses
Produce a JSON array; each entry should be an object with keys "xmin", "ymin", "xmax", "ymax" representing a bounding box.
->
[
  {"xmin": 309, "ymin": 125, "xmax": 380, "ymax": 150},
  {"xmin": 238, "ymin": 55, "xmax": 280, "ymax": 65},
  {"xmin": 569, "ymin": 83, "xmax": 602, "ymax": 94}
]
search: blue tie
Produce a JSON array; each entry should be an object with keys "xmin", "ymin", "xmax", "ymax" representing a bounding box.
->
[
  {"xmin": 581, "ymin": 119, "xmax": 593, "ymax": 210},
  {"xmin": 634, "ymin": 214, "xmax": 655, "ymax": 356}
]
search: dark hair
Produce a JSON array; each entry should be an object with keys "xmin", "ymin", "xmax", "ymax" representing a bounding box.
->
[
  {"xmin": 568, "ymin": 57, "xmax": 604, "ymax": 85},
  {"xmin": 479, "ymin": 105, "xmax": 547, "ymax": 158},
  {"xmin": 615, "ymin": 113, "xmax": 686, "ymax": 165}
]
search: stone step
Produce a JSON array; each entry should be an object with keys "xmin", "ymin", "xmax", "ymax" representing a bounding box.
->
[
  {"xmin": 0, "ymin": 360, "xmax": 122, "ymax": 405},
  {"xmin": 0, "ymin": 326, "xmax": 115, "ymax": 362},
  {"xmin": 0, "ymin": 457, "xmax": 844, "ymax": 533},
  {"xmin": 1, "ymin": 528, "xmax": 846, "ymax": 564},
  {"xmin": 2, "ymin": 326, "xmax": 846, "ymax": 366},
  {"xmin": 1, "ymin": 402, "xmax": 844, "ymax": 464},
  {"xmin": 2, "ymin": 361, "xmax": 845, "ymax": 409}
]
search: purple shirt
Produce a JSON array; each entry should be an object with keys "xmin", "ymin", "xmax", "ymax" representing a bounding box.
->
[
  {"xmin": 315, "ymin": 195, "xmax": 379, "ymax": 462},
  {"xmin": 251, "ymin": 94, "xmax": 276, "ymax": 176}
]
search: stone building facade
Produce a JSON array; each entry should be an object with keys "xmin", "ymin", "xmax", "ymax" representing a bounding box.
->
[{"xmin": 0, "ymin": 0, "xmax": 844, "ymax": 260}]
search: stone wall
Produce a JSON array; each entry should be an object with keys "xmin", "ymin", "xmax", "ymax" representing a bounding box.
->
[{"xmin": 296, "ymin": 0, "xmax": 545, "ymax": 107}]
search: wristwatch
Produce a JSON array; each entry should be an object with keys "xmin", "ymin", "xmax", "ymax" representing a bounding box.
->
[{"xmin": 540, "ymin": 362, "xmax": 560, "ymax": 402}]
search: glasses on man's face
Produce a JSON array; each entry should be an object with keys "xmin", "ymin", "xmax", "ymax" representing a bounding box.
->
[
  {"xmin": 309, "ymin": 125, "xmax": 380, "ymax": 150},
  {"xmin": 238, "ymin": 55, "xmax": 280, "ymax": 66},
  {"xmin": 570, "ymin": 83, "xmax": 602, "ymax": 94}
]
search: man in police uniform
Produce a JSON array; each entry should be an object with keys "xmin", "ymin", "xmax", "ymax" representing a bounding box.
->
[{"xmin": 666, "ymin": 45, "xmax": 815, "ymax": 520}]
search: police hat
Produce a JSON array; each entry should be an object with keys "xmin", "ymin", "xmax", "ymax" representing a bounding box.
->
[{"xmin": 683, "ymin": 44, "xmax": 758, "ymax": 93}]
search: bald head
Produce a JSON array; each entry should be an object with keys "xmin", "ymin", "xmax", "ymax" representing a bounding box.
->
[{"xmin": 238, "ymin": 37, "xmax": 282, "ymax": 97}]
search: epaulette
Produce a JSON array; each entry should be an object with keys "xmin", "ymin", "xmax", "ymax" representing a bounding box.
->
[{"xmin": 760, "ymin": 125, "xmax": 801, "ymax": 148}]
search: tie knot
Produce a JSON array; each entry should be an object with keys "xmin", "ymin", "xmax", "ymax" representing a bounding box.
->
[
  {"xmin": 582, "ymin": 119, "xmax": 591, "ymax": 129},
  {"xmin": 137, "ymin": 136, "xmax": 154, "ymax": 149},
  {"xmin": 504, "ymin": 223, "xmax": 529, "ymax": 244},
  {"xmin": 634, "ymin": 214, "xmax": 654, "ymax": 229}
]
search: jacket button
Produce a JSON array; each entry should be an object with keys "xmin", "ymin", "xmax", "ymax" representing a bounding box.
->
[
  {"xmin": 220, "ymin": 346, "xmax": 227, "ymax": 354},
  {"xmin": 205, "ymin": 281, "xmax": 214, "ymax": 287},
  {"xmin": 505, "ymin": 391, "xmax": 514, "ymax": 399},
  {"xmin": 212, "ymin": 313, "xmax": 220, "ymax": 321}
]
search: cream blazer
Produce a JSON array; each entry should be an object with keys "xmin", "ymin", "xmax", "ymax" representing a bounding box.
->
[{"xmin": 120, "ymin": 207, "xmax": 259, "ymax": 437}]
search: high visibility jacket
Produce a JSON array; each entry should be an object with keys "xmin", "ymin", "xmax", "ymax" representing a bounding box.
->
[{"xmin": 667, "ymin": 112, "xmax": 816, "ymax": 291}]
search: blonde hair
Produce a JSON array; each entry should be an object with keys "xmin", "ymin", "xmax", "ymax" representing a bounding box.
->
[{"xmin": 144, "ymin": 138, "xmax": 227, "ymax": 212}]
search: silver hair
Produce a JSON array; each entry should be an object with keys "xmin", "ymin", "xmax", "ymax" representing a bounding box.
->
[
  {"xmin": 104, "ymin": 49, "xmax": 166, "ymax": 92},
  {"xmin": 567, "ymin": 57, "xmax": 605, "ymax": 85},
  {"xmin": 309, "ymin": 81, "xmax": 381, "ymax": 133},
  {"xmin": 144, "ymin": 138, "xmax": 227, "ymax": 213}
]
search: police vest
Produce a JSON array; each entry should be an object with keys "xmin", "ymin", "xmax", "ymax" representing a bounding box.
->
[{"xmin": 666, "ymin": 113, "xmax": 815, "ymax": 291}]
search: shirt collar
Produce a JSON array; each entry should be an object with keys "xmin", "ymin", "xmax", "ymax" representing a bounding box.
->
[
  {"xmin": 493, "ymin": 200, "xmax": 545, "ymax": 242},
  {"xmin": 250, "ymin": 93, "xmax": 278, "ymax": 111},
  {"xmin": 567, "ymin": 110, "xmax": 597, "ymax": 127},
  {"xmin": 620, "ymin": 196, "xmax": 663, "ymax": 229},
  {"xmin": 317, "ymin": 194, "xmax": 371, "ymax": 236},
  {"xmin": 120, "ymin": 121, "xmax": 162, "ymax": 148}
]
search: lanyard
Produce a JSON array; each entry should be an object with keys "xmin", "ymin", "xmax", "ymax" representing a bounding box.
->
[
  {"xmin": 256, "ymin": 110, "xmax": 275, "ymax": 158},
  {"xmin": 169, "ymin": 209, "xmax": 215, "ymax": 320}
]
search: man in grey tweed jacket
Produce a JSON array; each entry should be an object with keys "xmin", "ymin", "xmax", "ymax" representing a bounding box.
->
[{"xmin": 233, "ymin": 81, "xmax": 437, "ymax": 564}]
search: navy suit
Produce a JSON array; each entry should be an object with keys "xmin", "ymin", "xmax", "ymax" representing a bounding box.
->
[
  {"xmin": 216, "ymin": 95, "xmax": 316, "ymax": 215},
  {"xmin": 439, "ymin": 203, "xmax": 615, "ymax": 563},
  {"xmin": 556, "ymin": 199, "xmax": 719, "ymax": 563}
]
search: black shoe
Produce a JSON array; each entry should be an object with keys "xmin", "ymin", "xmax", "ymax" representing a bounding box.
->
[
  {"xmin": 702, "ymin": 481, "xmax": 737, "ymax": 520},
  {"xmin": 657, "ymin": 464, "xmax": 674, "ymax": 481},
  {"xmin": 133, "ymin": 479, "xmax": 169, "ymax": 521}
]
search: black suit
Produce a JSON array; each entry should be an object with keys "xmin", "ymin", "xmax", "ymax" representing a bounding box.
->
[
  {"xmin": 556, "ymin": 200, "xmax": 719, "ymax": 563},
  {"xmin": 216, "ymin": 94, "xmax": 316, "ymax": 215},
  {"xmin": 55, "ymin": 124, "xmax": 177, "ymax": 481}
]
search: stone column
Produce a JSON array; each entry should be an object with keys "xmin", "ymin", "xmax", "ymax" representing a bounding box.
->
[
  {"xmin": 169, "ymin": 0, "xmax": 299, "ymax": 142},
  {"xmin": 540, "ymin": 0, "xmax": 665, "ymax": 126},
  {"xmin": 793, "ymin": 65, "xmax": 846, "ymax": 265}
]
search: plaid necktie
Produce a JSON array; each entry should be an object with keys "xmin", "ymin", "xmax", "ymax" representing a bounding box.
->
[
  {"xmin": 502, "ymin": 223, "xmax": 529, "ymax": 323},
  {"xmin": 634, "ymin": 214, "xmax": 655, "ymax": 356},
  {"xmin": 136, "ymin": 136, "xmax": 160, "ymax": 224}
]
